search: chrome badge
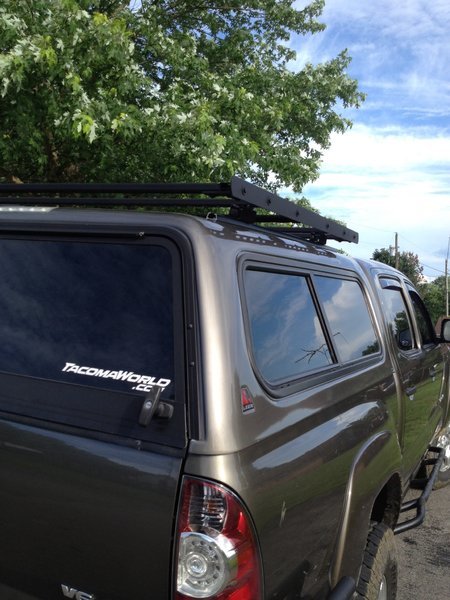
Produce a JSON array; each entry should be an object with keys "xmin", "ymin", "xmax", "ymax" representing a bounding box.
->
[{"xmin": 61, "ymin": 584, "xmax": 95, "ymax": 600}]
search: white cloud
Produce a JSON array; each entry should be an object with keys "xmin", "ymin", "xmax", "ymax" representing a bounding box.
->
[
  {"xmin": 315, "ymin": 125, "xmax": 450, "ymax": 171},
  {"xmin": 285, "ymin": 2, "xmax": 450, "ymax": 278},
  {"xmin": 302, "ymin": 124, "xmax": 450, "ymax": 277},
  {"xmin": 289, "ymin": 1, "xmax": 450, "ymax": 119},
  {"xmin": 321, "ymin": 0, "xmax": 450, "ymax": 37}
]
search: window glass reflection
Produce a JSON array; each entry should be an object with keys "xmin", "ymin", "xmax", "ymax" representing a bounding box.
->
[
  {"xmin": 408, "ymin": 289, "xmax": 435, "ymax": 345},
  {"xmin": 315, "ymin": 277, "xmax": 380, "ymax": 361},
  {"xmin": 380, "ymin": 285, "xmax": 414, "ymax": 351},
  {"xmin": 0, "ymin": 240, "xmax": 174, "ymax": 395},
  {"xmin": 244, "ymin": 270, "xmax": 333, "ymax": 382}
]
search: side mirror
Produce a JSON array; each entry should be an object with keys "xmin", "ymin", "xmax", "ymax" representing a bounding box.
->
[
  {"xmin": 440, "ymin": 318, "xmax": 450, "ymax": 343},
  {"xmin": 398, "ymin": 328, "xmax": 412, "ymax": 350}
]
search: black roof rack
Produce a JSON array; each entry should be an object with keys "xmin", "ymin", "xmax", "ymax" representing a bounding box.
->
[{"xmin": 0, "ymin": 176, "xmax": 358, "ymax": 244}]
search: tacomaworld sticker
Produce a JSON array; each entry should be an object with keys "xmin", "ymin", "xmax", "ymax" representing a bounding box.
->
[{"xmin": 62, "ymin": 362, "xmax": 171, "ymax": 393}]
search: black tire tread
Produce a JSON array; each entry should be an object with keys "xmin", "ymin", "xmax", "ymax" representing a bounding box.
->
[{"xmin": 356, "ymin": 522, "xmax": 397, "ymax": 600}]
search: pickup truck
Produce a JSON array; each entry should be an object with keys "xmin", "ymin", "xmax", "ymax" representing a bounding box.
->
[{"xmin": 0, "ymin": 177, "xmax": 448, "ymax": 600}]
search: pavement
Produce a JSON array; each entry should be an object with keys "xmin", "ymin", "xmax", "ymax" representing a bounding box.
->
[{"xmin": 397, "ymin": 483, "xmax": 450, "ymax": 599}]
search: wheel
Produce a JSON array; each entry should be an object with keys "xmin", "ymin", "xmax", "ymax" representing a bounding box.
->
[
  {"xmin": 356, "ymin": 523, "xmax": 397, "ymax": 600},
  {"xmin": 434, "ymin": 428, "xmax": 450, "ymax": 489}
]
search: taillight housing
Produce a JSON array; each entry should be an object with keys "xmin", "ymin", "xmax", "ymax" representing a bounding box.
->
[{"xmin": 174, "ymin": 476, "xmax": 262, "ymax": 599}]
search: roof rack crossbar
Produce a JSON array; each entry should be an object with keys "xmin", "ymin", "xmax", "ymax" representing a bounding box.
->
[
  {"xmin": 0, "ymin": 196, "xmax": 235, "ymax": 208},
  {"xmin": 0, "ymin": 176, "xmax": 358, "ymax": 244},
  {"xmin": 0, "ymin": 182, "xmax": 232, "ymax": 196}
]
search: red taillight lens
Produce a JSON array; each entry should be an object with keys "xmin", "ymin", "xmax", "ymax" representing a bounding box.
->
[{"xmin": 175, "ymin": 477, "xmax": 262, "ymax": 599}]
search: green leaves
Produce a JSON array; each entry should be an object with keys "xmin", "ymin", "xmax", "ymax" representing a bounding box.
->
[
  {"xmin": 0, "ymin": 0, "xmax": 364, "ymax": 186},
  {"xmin": 0, "ymin": 0, "xmax": 145, "ymax": 179},
  {"xmin": 419, "ymin": 276, "xmax": 448, "ymax": 324},
  {"xmin": 372, "ymin": 248, "xmax": 424, "ymax": 288}
]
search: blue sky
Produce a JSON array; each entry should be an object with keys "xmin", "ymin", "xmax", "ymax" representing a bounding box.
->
[{"xmin": 289, "ymin": 0, "xmax": 450, "ymax": 279}]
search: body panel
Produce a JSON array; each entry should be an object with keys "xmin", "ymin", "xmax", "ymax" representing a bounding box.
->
[{"xmin": 185, "ymin": 360, "xmax": 399, "ymax": 598}]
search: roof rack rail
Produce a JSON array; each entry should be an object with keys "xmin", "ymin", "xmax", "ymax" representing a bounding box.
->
[{"xmin": 0, "ymin": 176, "xmax": 358, "ymax": 244}]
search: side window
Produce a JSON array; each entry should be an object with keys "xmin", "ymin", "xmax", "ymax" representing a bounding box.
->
[
  {"xmin": 379, "ymin": 279, "xmax": 414, "ymax": 350},
  {"xmin": 243, "ymin": 270, "xmax": 333, "ymax": 383},
  {"xmin": 407, "ymin": 286, "xmax": 436, "ymax": 345},
  {"xmin": 314, "ymin": 276, "xmax": 380, "ymax": 361}
]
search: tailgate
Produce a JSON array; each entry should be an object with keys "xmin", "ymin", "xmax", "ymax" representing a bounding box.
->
[{"xmin": 0, "ymin": 420, "xmax": 184, "ymax": 600}]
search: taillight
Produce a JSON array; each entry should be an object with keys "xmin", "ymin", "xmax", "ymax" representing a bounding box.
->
[{"xmin": 175, "ymin": 476, "xmax": 262, "ymax": 599}]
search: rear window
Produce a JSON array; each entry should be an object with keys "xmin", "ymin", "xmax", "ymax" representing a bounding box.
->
[{"xmin": 0, "ymin": 237, "xmax": 185, "ymax": 445}]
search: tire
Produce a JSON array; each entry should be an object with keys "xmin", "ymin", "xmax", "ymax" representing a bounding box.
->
[{"xmin": 356, "ymin": 523, "xmax": 397, "ymax": 600}]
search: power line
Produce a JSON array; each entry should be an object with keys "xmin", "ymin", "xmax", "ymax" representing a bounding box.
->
[
  {"xmin": 420, "ymin": 263, "xmax": 446, "ymax": 275},
  {"xmin": 398, "ymin": 233, "xmax": 438, "ymax": 258},
  {"xmin": 340, "ymin": 224, "xmax": 447, "ymax": 277},
  {"xmin": 389, "ymin": 233, "xmax": 447, "ymax": 277}
]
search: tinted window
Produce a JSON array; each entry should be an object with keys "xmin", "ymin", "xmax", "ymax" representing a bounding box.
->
[
  {"xmin": 408, "ymin": 287, "xmax": 435, "ymax": 345},
  {"xmin": 0, "ymin": 239, "xmax": 174, "ymax": 396},
  {"xmin": 315, "ymin": 277, "xmax": 380, "ymax": 361},
  {"xmin": 380, "ymin": 283, "xmax": 414, "ymax": 350},
  {"xmin": 0, "ymin": 238, "xmax": 186, "ymax": 445},
  {"xmin": 244, "ymin": 270, "xmax": 333, "ymax": 383}
]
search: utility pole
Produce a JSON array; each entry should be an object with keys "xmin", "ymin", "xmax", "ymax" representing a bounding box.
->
[
  {"xmin": 446, "ymin": 257, "xmax": 448, "ymax": 315},
  {"xmin": 394, "ymin": 232, "xmax": 399, "ymax": 270},
  {"xmin": 446, "ymin": 236, "xmax": 450, "ymax": 315}
]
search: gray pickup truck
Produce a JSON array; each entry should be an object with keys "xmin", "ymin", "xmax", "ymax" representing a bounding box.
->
[{"xmin": 0, "ymin": 178, "xmax": 449, "ymax": 600}]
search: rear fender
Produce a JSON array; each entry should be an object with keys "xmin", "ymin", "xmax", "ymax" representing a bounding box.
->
[{"xmin": 329, "ymin": 430, "xmax": 402, "ymax": 587}]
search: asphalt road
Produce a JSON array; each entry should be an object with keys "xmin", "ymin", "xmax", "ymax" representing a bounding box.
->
[{"xmin": 397, "ymin": 483, "xmax": 450, "ymax": 599}]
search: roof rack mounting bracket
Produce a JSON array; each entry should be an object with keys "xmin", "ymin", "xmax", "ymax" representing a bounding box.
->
[{"xmin": 230, "ymin": 176, "xmax": 358, "ymax": 244}]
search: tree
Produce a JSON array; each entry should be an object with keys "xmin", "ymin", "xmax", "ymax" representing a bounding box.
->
[
  {"xmin": 0, "ymin": 0, "xmax": 365, "ymax": 186},
  {"xmin": 372, "ymin": 248, "xmax": 424, "ymax": 288},
  {"xmin": 419, "ymin": 276, "xmax": 447, "ymax": 324}
]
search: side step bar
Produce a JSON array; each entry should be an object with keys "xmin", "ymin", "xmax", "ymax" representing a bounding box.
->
[
  {"xmin": 327, "ymin": 576, "xmax": 355, "ymax": 600},
  {"xmin": 394, "ymin": 446, "xmax": 444, "ymax": 535}
]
